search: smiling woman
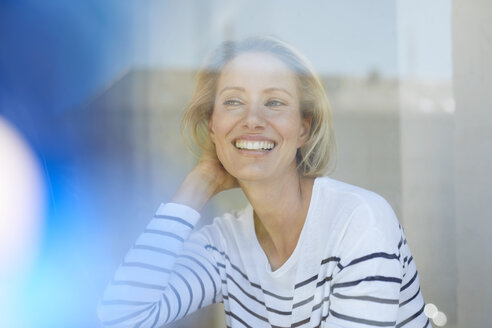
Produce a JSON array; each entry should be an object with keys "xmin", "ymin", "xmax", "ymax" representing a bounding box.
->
[
  {"xmin": 98, "ymin": 36, "xmax": 430, "ymax": 328},
  {"xmin": 210, "ymin": 52, "xmax": 311, "ymax": 183}
]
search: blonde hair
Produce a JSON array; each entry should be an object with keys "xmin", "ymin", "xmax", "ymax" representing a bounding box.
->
[{"xmin": 182, "ymin": 36, "xmax": 336, "ymax": 177}]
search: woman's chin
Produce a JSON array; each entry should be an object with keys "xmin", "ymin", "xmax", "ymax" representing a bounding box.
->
[
  {"xmin": 229, "ymin": 167, "xmax": 282, "ymax": 184},
  {"xmin": 224, "ymin": 160, "xmax": 298, "ymax": 184}
]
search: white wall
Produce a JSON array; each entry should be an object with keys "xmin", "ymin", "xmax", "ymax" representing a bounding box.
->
[{"xmin": 453, "ymin": 0, "xmax": 492, "ymax": 326}]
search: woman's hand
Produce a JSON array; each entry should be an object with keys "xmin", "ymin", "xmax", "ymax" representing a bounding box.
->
[
  {"xmin": 196, "ymin": 150, "xmax": 239, "ymax": 193},
  {"xmin": 171, "ymin": 150, "xmax": 238, "ymax": 212}
]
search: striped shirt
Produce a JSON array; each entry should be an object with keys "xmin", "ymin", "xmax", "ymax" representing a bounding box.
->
[{"xmin": 98, "ymin": 177, "xmax": 431, "ymax": 327}]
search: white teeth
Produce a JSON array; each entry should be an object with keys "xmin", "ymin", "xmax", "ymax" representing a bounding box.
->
[{"xmin": 234, "ymin": 140, "xmax": 274, "ymax": 150}]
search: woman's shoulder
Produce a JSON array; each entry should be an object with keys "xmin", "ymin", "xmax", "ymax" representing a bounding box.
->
[
  {"xmin": 314, "ymin": 176, "xmax": 400, "ymax": 231},
  {"xmin": 315, "ymin": 178, "xmax": 403, "ymax": 257},
  {"xmin": 316, "ymin": 176, "xmax": 388, "ymax": 205}
]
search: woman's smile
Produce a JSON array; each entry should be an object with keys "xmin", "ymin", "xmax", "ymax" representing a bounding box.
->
[
  {"xmin": 233, "ymin": 139, "xmax": 275, "ymax": 151},
  {"xmin": 232, "ymin": 135, "xmax": 277, "ymax": 158}
]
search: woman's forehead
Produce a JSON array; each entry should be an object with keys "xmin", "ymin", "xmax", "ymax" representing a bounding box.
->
[{"xmin": 217, "ymin": 52, "xmax": 297, "ymax": 93}]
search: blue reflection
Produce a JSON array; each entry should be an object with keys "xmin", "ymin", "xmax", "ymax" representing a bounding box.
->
[{"xmin": 0, "ymin": 1, "xmax": 136, "ymax": 327}]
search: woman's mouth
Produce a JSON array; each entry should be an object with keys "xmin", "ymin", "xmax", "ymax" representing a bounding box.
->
[{"xmin": 233, "ymin": 139, "xmax": 275, "ymax": 151}]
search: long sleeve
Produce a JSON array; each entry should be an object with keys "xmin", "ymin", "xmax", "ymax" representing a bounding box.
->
[
  {"xmin": 97, "ymin": 203, "xmax": 223, "ymax": 328},
  {"xmin": 322, "ymin": 200, "xmax": 429, "ymax": 328}
]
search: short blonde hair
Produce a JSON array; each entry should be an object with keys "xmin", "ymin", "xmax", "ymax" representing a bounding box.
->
[{"xmin": 182, "ymin": 36, "xmax": 336, "ymax": 177}]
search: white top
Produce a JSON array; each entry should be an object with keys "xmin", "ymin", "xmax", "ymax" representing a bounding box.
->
[{"xmin": 98, "ymin": 177, "xmax": 431, "ymax": 328}]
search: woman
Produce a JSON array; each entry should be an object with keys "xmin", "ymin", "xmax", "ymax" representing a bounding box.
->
[{"xmin": 98, "ymin": 36, "xmax": 430, "ymax": 328}]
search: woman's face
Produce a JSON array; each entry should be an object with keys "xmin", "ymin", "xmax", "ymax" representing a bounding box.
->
[{"xmin": 209, "ymin": 52, "xmax": 311, "ymax": 182}]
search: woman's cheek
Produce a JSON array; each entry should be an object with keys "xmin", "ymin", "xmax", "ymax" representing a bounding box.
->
[{"xmin": 213, "ymin": 138, "xmax": 229, "ymax": 164}]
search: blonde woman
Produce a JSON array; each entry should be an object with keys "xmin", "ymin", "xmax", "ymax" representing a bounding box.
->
[{"xmin": 98, "ymin": 36, "xmax": 430, "ymax": 328}]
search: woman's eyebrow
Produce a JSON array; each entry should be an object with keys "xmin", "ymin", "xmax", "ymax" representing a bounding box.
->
[
  {"xmin": 218, "ymin": 86, "xmax": 245, "ymax": 96},
  {"xmin": 264, "ymin": 87, "xmax": 293, "ymax": 97}
]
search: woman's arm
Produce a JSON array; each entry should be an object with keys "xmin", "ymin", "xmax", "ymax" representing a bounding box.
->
[
  {"xmin": 322, "ymin": 201, "xmax": 428, "ymax": 328},
  {"xmin": 98, "ymin": 154, "xmax": 237, "ymax": 327}
]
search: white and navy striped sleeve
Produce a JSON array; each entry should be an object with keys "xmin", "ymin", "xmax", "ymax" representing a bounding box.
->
[
  {"xmin": 323, "ymin": 200, "xmax": 427, "ymax": 328},
  {"xmin": 97, "ymin": 203, "xmax": 223, "ymax": 328}
]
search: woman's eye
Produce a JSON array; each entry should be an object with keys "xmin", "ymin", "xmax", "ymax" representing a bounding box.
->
[
  {"xmin": 266, "ymin": 100, "xmax": 285, "ymax": 107},
  {"xmin": 223, "ymin": 99, "xmax": 242, "ymax": 106}
]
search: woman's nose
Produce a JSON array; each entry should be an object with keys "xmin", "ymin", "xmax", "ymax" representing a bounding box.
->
[{"xmin": 242, "ymin": 103, "xmax": 266, "ymax": 130}]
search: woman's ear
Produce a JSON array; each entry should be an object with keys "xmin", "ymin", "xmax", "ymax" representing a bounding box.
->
[{"xmin": 298, "ymin": 115, "xmax": 312, "ymax": 147}]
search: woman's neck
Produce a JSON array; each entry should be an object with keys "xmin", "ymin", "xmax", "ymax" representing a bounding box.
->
[{"xmin": 239, "ymin": 169, "xmax": 315, "ymax": 269}]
